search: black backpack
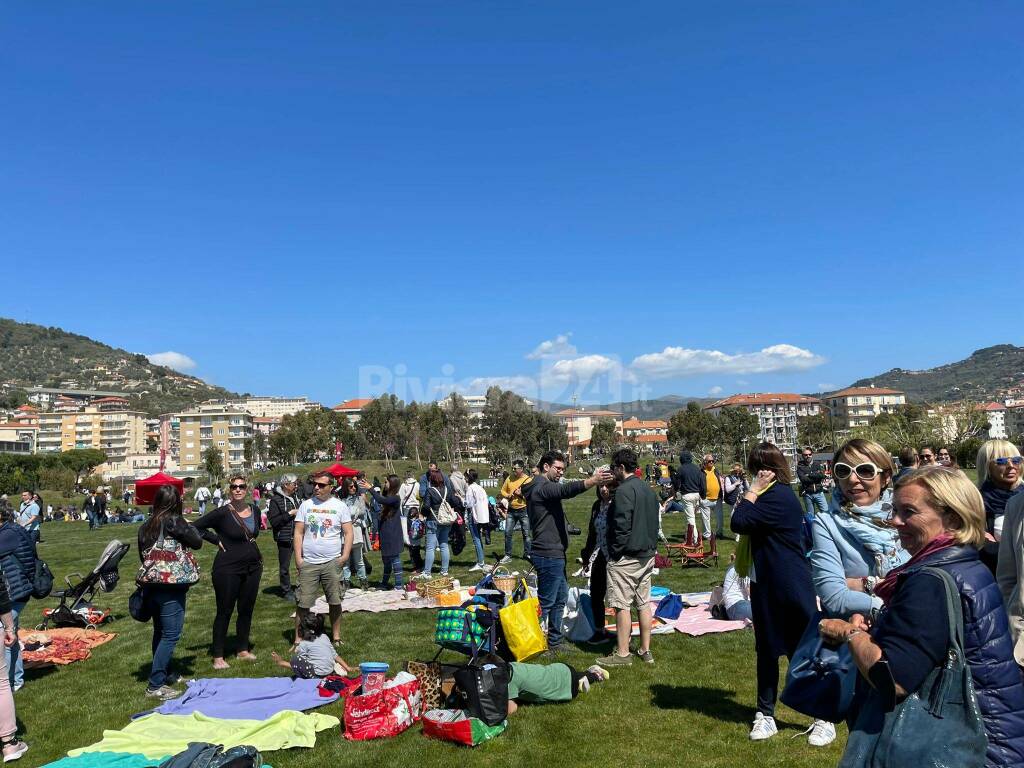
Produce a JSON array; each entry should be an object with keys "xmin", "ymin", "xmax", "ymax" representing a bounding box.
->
[{"xmin": 159, "ymin": 743, "xmax": 261, "ymax": 768}]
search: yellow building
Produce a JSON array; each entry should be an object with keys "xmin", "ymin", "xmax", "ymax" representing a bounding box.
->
[
  {"xmin": 175, "ymin": 403, "xmax": 253, "ymax": 475},
  {"xmin": 824, "ymin": 386, "xmax": 906, "ymax": 429},
  {"xmin": 35, "ymin": 396, "xmax": 146, "ymax": 473}
]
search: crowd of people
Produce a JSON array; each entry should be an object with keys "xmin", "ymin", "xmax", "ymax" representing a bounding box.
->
[{"xmin": 4, "ymin": 432, "xmax": 1024, "ymax": 764}]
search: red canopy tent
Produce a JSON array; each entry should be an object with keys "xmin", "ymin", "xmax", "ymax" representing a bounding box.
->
[
  {"xmin": 134, "ymin": 471, "xmax": 186, "ymax": 505},
  {"xmin": 323, "ymin": 463, "xmax": 359, "ymax": 479}
]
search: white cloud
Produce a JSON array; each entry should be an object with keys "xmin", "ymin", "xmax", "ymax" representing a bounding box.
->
[
  {"xmin": 708, "ymin": 386, "xmax": 723, "ymax": 395},
  {"xmin": 817, "ymin": 382, "xmax": 838, "ymax": 392},
  {"xmin": 629, "ymin": 344, "xmax": 825, "ymax": 379},
  {"xmin": 147, "ymin": 351, "xmax": 197, "ymax": 372},
  {"xmin": 456, "ymin": 376, "xmax": 540, "ymax": 398},
  {"xmin": 526, "ymin": 333, "xmax": 578, "ymax": 360},
  {"xmin": 543, "ymin": 354, "xmax": 637, "ymax": 385}
]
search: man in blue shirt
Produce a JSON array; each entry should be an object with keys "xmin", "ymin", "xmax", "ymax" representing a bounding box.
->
[{"xmin": 17, "ymin": 491, "xmax": 40, "ymax": 543}]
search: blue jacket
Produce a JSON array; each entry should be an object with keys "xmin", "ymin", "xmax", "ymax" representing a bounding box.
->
[
  {"xmin": 910, "ymin": 546, "xmax": 1024, "ymax": 768},
  {"xmin": 0, "ymin": 522, "xmax": 36, "ymax": 602}
]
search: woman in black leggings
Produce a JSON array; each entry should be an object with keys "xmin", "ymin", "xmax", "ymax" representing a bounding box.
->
[{"xmin": 194, "ymin": 473, "xmax": 263, "ymax": 670}]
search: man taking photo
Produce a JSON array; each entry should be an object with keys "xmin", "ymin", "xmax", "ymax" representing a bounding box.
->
[{"xmin": 523, "ymin": 452, "xmax": 612, "ymax": 653}]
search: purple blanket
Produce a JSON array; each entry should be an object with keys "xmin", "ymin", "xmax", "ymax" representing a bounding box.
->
[{"xmin": 138, "ymin": 677, "xmax": 338, "ymax": 720}]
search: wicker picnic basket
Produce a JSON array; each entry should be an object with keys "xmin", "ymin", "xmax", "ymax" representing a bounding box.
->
[
  {"xmin": 491, "ymin": 566, "xmax": 517, "ymax": 595},
  {"xmin": 416, "ymin": 576, "xmax": 455, "ymax": 598}
]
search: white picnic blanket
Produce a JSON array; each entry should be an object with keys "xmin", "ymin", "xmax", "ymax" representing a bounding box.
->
[{"xmin": 307, "ymin": 588, "xmax": 438, "ymax": 615}]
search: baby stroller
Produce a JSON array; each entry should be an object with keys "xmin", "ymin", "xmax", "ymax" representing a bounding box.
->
[{"xmin": 39, "ymin": 539, "xmax": 131, "ymax": 629}]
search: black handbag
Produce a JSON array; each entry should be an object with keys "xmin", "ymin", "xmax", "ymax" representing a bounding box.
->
[
  {"xmin": 450, "ymin": 657, "xmax": 509, "ymax": 726},
  {"xmin": 128, "ymin": 585, "xmax": 151, "ymax": 622},
  {"xmin": 31, "ymin": 559, "xmax": 54, "ymax": 599}
]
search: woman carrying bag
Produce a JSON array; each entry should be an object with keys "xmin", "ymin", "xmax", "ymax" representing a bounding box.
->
[
  {"xmin": 137, "ymin": 485, "xmax": 203, "ymax": 700},
  {"xmin": 821, "ymin": 467, "xmax": 1024, "ymax": 767},
  {"xmin": 194, "ymin": 474, "xmax": 263, "ymax": 670}
]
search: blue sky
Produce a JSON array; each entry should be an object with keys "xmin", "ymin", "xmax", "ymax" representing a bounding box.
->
[{"xmin": 3, "ymin": 2, "xmax": 1022, "ymax": 406}]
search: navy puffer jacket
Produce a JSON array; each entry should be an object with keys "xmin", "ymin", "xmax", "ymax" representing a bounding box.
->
[
  {"xmin": 916, "ymin": 546, "xmax": 1024, "ymax": 768},
  {"xmin": 0, "ymin": 522, "xmax": 36, "ymax": 602}
]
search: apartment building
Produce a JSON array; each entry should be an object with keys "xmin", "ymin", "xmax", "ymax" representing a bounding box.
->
[
  {"xmin": 704, "ymin": 393, "xmax": 821, "ymax": 458},
  {"xmin": 0, "ymin": 423, "xmax": 37, "ymax": 455},
  {"xmin": 35, "ymin": 397, "xmax": 147, "ymax": 473},
  {"xmin": 25, "ymin": 386, "xmax": 127, "ymax": 408},
  {"xmin": 435, "ymin": 393, "xmax": 537, "ymax": 460},
  {"xmin": 175, "ymin": 404, "xmax": 253, "ymax": 475},
  {"xmin": 978, "ymin": 402, "xmax": 1008, "ymax": 439},
  {"xmin": 823, "ymin": 386, "xmax": 906, "ymax": 429},
  {"xmin": 555, "ymin": 408, "xmax": 623, "ymax": 457},
  {"xmin": 333, "ymin": 398, "xmax": 374, "ymax": 425},
  {"xmin": 230, "ymin": 396, "xmax": 319, "ymax": 419}
]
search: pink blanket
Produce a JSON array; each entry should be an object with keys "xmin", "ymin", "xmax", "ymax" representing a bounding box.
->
[{"xmin": 650, "ymin": 592, "xmax": 750, "ymax": 636}]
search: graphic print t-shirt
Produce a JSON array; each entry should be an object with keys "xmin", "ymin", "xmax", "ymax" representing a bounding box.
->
[{"xmin": 296, "ymin": 496, "xmax": 351, "ymax": 564}]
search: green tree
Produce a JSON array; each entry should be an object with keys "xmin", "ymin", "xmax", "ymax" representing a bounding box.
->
[
  {"xmin": 243, "ymin": 438, "xmax": 255, "ymax": 471},
  {"xmin": 202, "ymin": 445, "xmax": 224, "ymax": 484},
  {"xmin": 481, "ymin": 387, "xmax": 541, "ymax": 466},
  {"xmin": 38, "ymin": 465, "xmax": 76, "ymax": 496},
  {"xmin": 441, "ymin": 392, "xmax": 472, "ymax": 463},
  {"xmin": 252, "ymin": 431, "xmax": 268, "ymax": 465},
  {"xmin": 716, "ymin": 408, "xmax": 762, "ymax": 461},
  {"xmin": 797, "ymin": 413, "xmax": 834, "ymax": 451},
  {"xmin": 667, "ymin": 402, "xmax": 716, "ymax": 454},
  {"xmin": 589, "ymin": 418, "xmax": 619, "ymax": 457},
  {"xmin": 357, "ymin": 395, "xmax": 406, "ymax": 472},
  {"xmin": 146, "ymin": 435, "xmax": 160, "ymax": 452},
  {"xmin": 59, "ymin": 448, "xmax": 108, "ymax": 486}
]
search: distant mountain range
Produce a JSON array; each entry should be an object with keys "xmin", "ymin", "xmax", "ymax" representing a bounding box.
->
[
  {"xmin": 849, "ymin": 344, "xmax": 1024, "ymax": 403},
  {"xmin": 0, "ymin": 318, "xmax": 240, "ymax": 416},
  {"xmin": 2, "ymin": 318, "xmax": 1019, "ymax": 419}
]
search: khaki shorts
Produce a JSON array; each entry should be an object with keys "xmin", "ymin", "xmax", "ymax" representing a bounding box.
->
[
  {"xmin": 297, "ymin": 559, "xmax": 344, "ymax": 609},
  {"xmin": 605, "ymin": 556, "xmax": 655, "ymax": 611}
]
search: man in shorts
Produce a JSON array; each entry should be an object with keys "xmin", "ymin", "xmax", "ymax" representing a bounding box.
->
[
  {"xmin": 598, "ymin": 447, "xmax": 660, "ymax": 667},
  {"xmin": 293, "ymin": 470, "xmax": 353, "ymax": 644}
]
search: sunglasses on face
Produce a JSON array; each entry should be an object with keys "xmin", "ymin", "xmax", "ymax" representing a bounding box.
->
[
  {"xmin": 230, "ymin": 484, "xmax": 247, "ymax": 490},
  {"xmin": 995, "ymin": 457, "xmax": 1024, "ymax": 466},
  {"xmin": 312, "ymin": 481, "xmax": 331, "ymax": 488},
  {"xmin": 833, "ymin": 462, "xmax": 884, "ymax": 481},
  {"xmin": 919, "ymin": 454, "xmax": 934, "ymax": 460}
]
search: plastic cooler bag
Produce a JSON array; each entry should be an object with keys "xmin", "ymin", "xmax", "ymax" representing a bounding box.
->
[
  {"xmin": 422, "ymin": 708, "xmax": 507, "ymax": 747},
  {"xmin": 344, "ymin": 673, "xmax": 422, "ymax": 741}
]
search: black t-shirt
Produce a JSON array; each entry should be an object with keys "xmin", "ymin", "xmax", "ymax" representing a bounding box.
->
[{"xmin": 874, "ymin": 570, "xmax": 950, "ymax": 695}]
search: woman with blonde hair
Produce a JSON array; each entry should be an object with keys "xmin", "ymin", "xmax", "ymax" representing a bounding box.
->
[
  {"xmin": 976, "ymin": 438, "xmax": 1023, "ymax": 537},
  {"xmin": 821, "ymin": 467, "xmax": 1024, "ymax": 767}
]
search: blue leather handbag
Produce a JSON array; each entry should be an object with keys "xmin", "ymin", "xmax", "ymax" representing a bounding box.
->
[
  {"xmin": 839, "ymin": 567, "xmax": 987, "ymax": 768},
  {"xmin": 780, "ymin": 611, "xmax": 857, "ymax": 722}
]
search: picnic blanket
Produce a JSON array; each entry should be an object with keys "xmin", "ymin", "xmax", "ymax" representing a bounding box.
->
[
  {"xmin": 43, "ymin": 752, "xmax": 164, "ymax": 768},
  {"xmin": 68, "ymin": 710, "xmax": 339, "ymax": 759},
  {"xmin": 137, "ymin": 677, "xmax": 338, "ymax": 721},
  {"xmin": 306, "ymin": 588, "xmax": 437, "ymax": 615},
  {"xmin": 20, "ymin": 628, "xmax": 117, "ymax": 668},
  {"xmin": 651, "ymin": 591, "xmax": 750, "ymax": 636}
]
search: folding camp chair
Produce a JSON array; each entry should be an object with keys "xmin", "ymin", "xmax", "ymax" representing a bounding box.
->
[{"xmin": 664, "ymin": 533, "xmax": 719, "ymax": 569}]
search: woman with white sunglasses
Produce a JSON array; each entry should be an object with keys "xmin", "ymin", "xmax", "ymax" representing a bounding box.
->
[
  {"xmin": 976, "ymin": 439, "xmax": 1024, "ymax": 537},
  {"xmin": 811, "ymin": 439, "xmax": 909, "ymax": 621}
]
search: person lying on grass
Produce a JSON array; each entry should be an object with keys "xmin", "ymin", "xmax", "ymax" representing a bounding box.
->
[
  {"xmin": 505, "ymin": 661, "xmax": 608, "ymax": 715},
  {"xmin": 271, "ymin": 613, "xmax": 356, "ymax": 679}
]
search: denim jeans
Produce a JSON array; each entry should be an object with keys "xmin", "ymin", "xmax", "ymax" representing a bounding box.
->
[
  {"xmin": 146, "ymin": 587, "xmax": 187, "ymax": 688},
  {"xmin": 342, "ymin": 542, "xmax": 366, "ymax": 582},
  {"xmin": 533, "ymin": 554, "xmax": 568, "ymax": 647},
  {"xmin": 381, "ymin": 555, "xmax": 404, "ymax": 589},
  {"xmin": 423, "ymin": 519, "xmax": 451, "ymax": 575},
  {"xmin": 468, "ymin": 516, "xmax": 485, "ymax": 565},
  {"xmin": 503, "ymin": 508, "xmax": 532, "ymax": 559},
  {"xmin": 5, "ymin": 601, "xmax": 25, "ymax": 689},
  {"xmin": 803, "ymin": 491, "xmax": 828, "ymax": 517}
]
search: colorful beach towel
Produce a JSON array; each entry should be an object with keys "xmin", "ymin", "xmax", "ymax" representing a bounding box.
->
[
  {"xmin": 69, "ymin": 710, "xmax": 339, "ymax": 759},
  {"xmin": 139, "ymin": 677, "xmax": 338, "ymax": 720},
  {"xmin": 20, "ymin": 628, "xmax": 117, "ymax": 668}
]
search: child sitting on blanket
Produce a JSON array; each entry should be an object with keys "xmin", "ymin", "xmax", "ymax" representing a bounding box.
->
[
  {"xmin": 272, "ymin": 614, "xmax": 357, "ymax": 679},
  {"xmin": 506, "ymin": 662, "xmax": 609, "ymax": 715}
]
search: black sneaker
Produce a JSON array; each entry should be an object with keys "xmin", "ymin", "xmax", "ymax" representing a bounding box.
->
[{"xmin": 567, "ymin": 524, "xmax": 582, "ymax": 535}]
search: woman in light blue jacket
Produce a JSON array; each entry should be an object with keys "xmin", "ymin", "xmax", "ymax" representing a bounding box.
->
[{"xmin": 811, "ymin": 438, "xmax": 909, "ymax": 620}]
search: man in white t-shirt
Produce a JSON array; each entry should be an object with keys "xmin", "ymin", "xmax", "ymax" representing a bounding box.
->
[{"xmin": 294, "ymin": 470, "xmax": 353, "ymax": 643}]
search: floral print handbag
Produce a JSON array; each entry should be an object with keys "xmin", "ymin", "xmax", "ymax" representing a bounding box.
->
[{"xmin": 137, "ymin": 522, "xmax": 201, "ymax": 586}]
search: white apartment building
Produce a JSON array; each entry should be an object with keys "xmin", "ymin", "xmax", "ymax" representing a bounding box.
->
[
  {"xmin": 824, "ymin": 386, "xmax": 906, "ymax": 429},
  {"xmin": 555, "ymin": 408, "xmax": 624, "ymax": 458},
  {"xmin": 979, "ymin": 402, "xmax": 1008, "ymax": 439},
  {"xmin": 231, "ymin": 396, "xmax": 319, "ymax": 419},
  {"xmin": 704, "ymin": 393, "xmax": 822, "ymax": 458}
]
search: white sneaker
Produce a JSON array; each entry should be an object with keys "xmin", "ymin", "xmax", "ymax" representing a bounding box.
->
[
  {"xmin": 468, "ymin": 564, "xmax": 484, "ymax": 572},
  {"xmin": 807, "ymin": 720, "xmax": 836, "ymax": 747},
  {"xmin": 749, "ymin": 712, "xmax": 777, "ymax": 741},
  {"xmin": 498, "ymin": 555, "xmax": 512, "ymax": 564}
]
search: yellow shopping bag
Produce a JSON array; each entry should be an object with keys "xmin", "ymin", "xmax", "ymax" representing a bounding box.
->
[{"xmin": 499, "ymin": 582, "xmax": 547, "ymax": 661}]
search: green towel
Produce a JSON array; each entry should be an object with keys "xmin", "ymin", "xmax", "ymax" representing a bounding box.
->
[
  {"xmin": 44, "ymin": 752, "xmax": 167, "ymax": 768},
  {"xmin": 68, "ymin": 711, "xmax": 338, "ymax": 760}
]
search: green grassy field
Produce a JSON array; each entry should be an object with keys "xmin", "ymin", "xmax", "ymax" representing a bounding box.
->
[{"xmin": 20, "ymin": 486, "xmax": 846, "ymax": 768}]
